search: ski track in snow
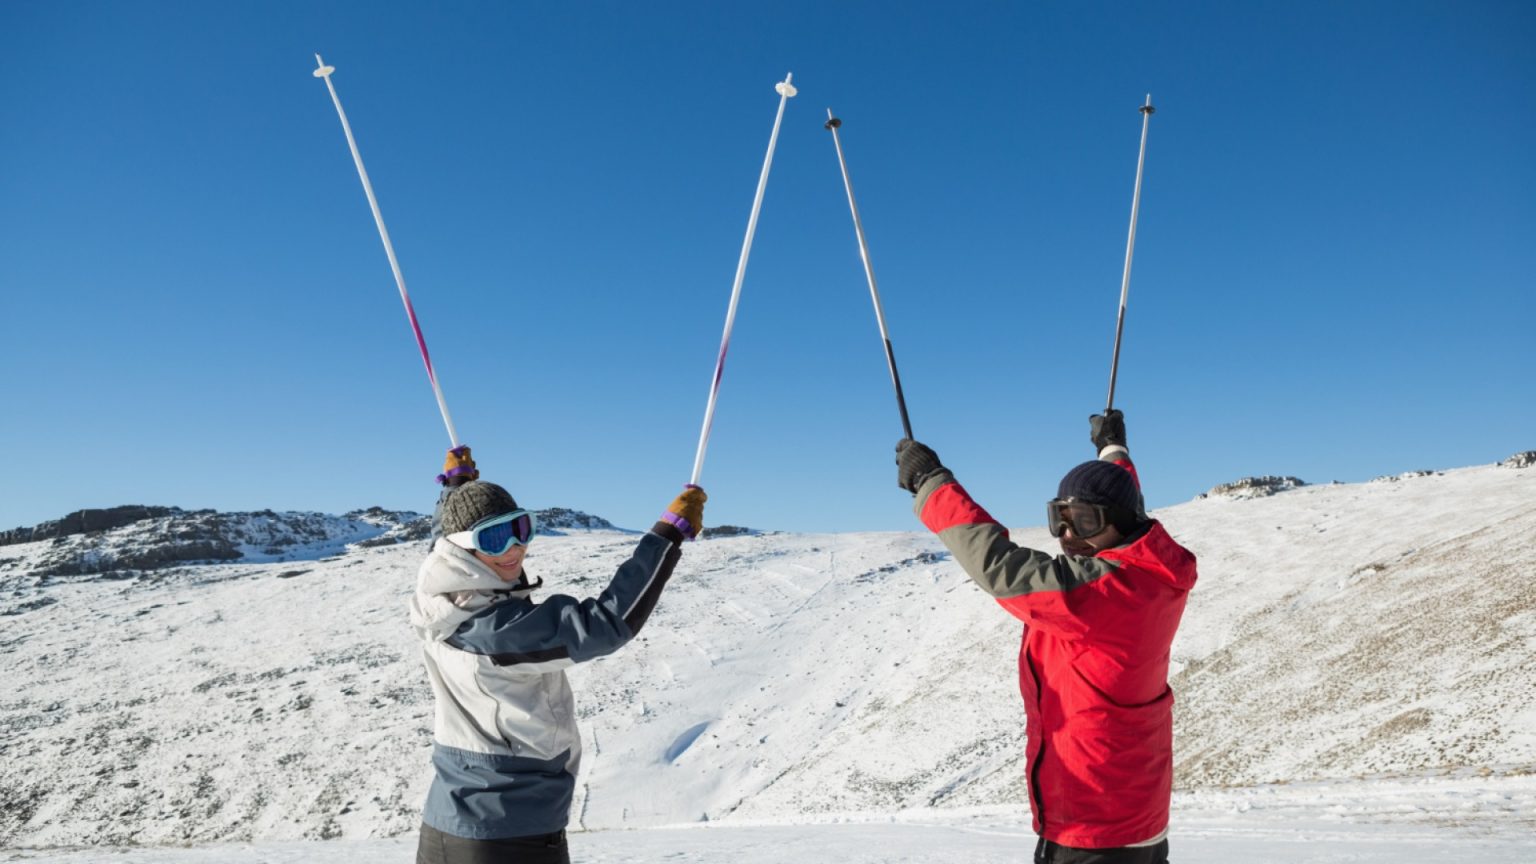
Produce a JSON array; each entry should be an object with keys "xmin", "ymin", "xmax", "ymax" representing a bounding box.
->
[{"xmin": 1, "ymin": 460, "xmax": 1534, "ymax": 857}]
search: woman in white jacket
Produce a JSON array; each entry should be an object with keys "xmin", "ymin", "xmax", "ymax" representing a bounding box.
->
[{"xmin": 412, "ymin": 448, "xmax": 706, "ymax": 864}]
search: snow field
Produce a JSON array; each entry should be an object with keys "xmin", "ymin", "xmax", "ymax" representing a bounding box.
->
[{"xmin": 2, "ymin": 460, "xmax": 1533, "ymax": 858}]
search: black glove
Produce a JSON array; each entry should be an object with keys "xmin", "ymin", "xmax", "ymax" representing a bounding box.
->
[
  {"xmin": 1090, "ymin": 410, "xmax": 1127, "ymax": 452},
  {"xmin": 895, "ymin": 439, "xmax": 946, "ymax": 493}
]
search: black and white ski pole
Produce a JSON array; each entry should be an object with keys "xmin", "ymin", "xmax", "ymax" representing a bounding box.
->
[
  {"xmin": 313, "ymin": 54, "xmax": 461, "ymax": 447},
  {"xmin": 824, "ymin": 110, "xmax": 913, "ymax": 440},
  {"xmin": 688, "ymin": 73, "xmax": 798, "ymax": 486},
  {"xmin": 1105, "ymin": 95, "xmax": 1155, "ymax": 414}
]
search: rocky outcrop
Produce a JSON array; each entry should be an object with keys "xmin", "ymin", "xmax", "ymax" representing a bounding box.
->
[
  {"xmin": 345, "ymin": 507, "xmax": 432, "ymax": 548},
  {"xmin": 1501, "ymin": 450, "xmax": 1536, "ymax": 469},
  {"xmin": 7, "ymin": 504, "xmax": 613, "ymax": 578},
  {"xmin": 535, "ymin": 507, "xmax": 615, "ymax": 533},
  {"xmin": 0, "ymin": 506, "xmax": 180, "ymax": 547},
  {"xmin": 1372, "ymin": 470, "xmax": 1443, "ymax": 483},
  {"xmin": 32, "ymin": 536, "xmax": 242, "ymax": 577},
  {"xmin": 701, "ymin": 524, "xmax": 760, "ymax": 538},
  {"xmin": 16, "ymin": 508, "xmax": 422, "ymax": 580},
  {"xmin": 1200, "ymin": 476, "xmax": 1307, "ymax": 500}
]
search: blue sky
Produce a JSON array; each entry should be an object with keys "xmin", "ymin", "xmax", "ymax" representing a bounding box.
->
[{"xmin": 2, "ymin": 1, "xmax": 1532, "ymax": 535}]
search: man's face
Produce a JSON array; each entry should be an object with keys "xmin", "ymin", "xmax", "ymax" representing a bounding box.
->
[
  {"xmin": 472, "ymin": 545, "xmax": 527, "ymax": 583},
  {"xmin": 1059, "ymin": 522, "xmax": 1123, "ymax": 558},
  {"xmin": 1049, "ymin": 499, "xmax": 1124, "ymax": 556}
]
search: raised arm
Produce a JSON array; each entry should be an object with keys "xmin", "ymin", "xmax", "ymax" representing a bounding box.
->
[
  {"xmin": 898, "ymin": 441, "xmax": 1115, "ymax": 639},
  {"xmin": 431, "ymin": 445, "xmax": 480, "ymax": 539},
  {"xmin": 444, "ymin": 487, "xmax": 706, "ymax": 669},
  {"xmin": 1091, "ymin": 409, "xmax": 1145, "ymax": 518}
]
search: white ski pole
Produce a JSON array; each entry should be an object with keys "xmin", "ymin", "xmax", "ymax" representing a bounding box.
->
[
  {"xmin": 313, "ymin": 54, "xmax": 461, "ymax": 447},
  {"xmin": 689, "ymin": 73, "xmax": 797, "ymax": 486},
  {"xmin": 1105, "ymin": 94, "xmax": 1155, "ymax": 414},
  {"xmin": 824, "ymin": 109, "xmax": 913, "ymax": 440}
]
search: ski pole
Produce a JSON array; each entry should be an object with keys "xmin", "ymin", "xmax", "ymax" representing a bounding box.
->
[
  {"xmin": 313, "ymin": 54, "xmax": 461, "ymax": 447},
  {"xmin": 1105, "ymin": 94, "xmax": 1155, "ymax": 414},
  {"xmin": 824, "ymin": 110, "xmax": 913, "ymax": 440},
  {"xmin": 688, "ymin": 73, "xmax": 797, "ymax": 486}
]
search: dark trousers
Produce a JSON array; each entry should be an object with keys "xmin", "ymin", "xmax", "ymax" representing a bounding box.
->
[
  {"xmin": 1035, "ymin": 837, "xmax": 1170, "ymax": 864},
  {"xmin": 416, "ymin": 823, "xmax": 570, "ymax": 864}
]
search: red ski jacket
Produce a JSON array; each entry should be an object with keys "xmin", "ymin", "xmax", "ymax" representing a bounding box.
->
[{"xmin": 912, "ymin": 454, "xmax": 1197, "ymax": 848}]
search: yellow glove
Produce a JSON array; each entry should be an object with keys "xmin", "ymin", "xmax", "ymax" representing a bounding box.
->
[
  {"xmin": 437, "ymin": 445, "xmax": 479, "ymax": 487},
  {"xmin": 660, "ymin": 485, "xmax": 707, "ymax": 540}
]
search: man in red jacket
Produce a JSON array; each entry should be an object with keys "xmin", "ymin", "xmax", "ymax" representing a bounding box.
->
[{"xmin": 896, "ymin": 410, "xmax": 1197, "ymax": 864}]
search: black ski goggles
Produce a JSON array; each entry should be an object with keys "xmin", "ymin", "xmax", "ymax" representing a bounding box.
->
[
  {"xmin": 1045, "ymin": 498, "xmax": 1111, "ymax": 539},
  {"xmin": 448, "ymin": 509, "xmax": 537, "ymax": 556}
]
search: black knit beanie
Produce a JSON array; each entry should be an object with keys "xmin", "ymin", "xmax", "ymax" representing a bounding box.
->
[
  {"xmin": 440, "ymin": 481, "xmax": 520, "ymax": 535},
  {"xmin": 1056, "ymin": 460, "xmax": 1142, "ymax": 532}
]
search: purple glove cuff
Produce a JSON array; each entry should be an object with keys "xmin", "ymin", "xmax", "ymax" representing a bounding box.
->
[
  {"xmin": 436, "ymin": 466, "xmax": 477, "ymax": 486},
  {"xmin": 661, "ymin": 511, "xmax": 696, "ymax": 540}
]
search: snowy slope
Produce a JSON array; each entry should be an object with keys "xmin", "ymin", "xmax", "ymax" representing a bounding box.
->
[
  {"xmin": 1, "ymin": 458, "xmax": 1533, "ymax": 851},
  {"xmin": 7, "ymin": 776, "xmax": 1536, "ymax": 864},
  {"xmin": 1169, "ymin": 466, "xmax": 1536, "ymax": 787}
]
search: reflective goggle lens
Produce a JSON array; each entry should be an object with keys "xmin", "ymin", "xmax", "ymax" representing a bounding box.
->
[
  {"xmin": 1045, "ymin": 499, "xmax": 1108, "ymax": 538},
  {"xmin": 473, "ymin": 510, "xmax": 535, "ymax": 555}
]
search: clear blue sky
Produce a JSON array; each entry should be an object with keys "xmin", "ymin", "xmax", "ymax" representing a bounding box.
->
[{"xmin": 2, "ymin": 1, "xmax": 1532, "ymax": 534}]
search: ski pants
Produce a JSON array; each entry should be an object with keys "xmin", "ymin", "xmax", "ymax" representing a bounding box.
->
[
  {"xmin": 1034, "ymin": 836, "xmax": 1170, "ymax": 864},
  {"xmin": 416, "ymin": 823, "xmax": 570, "ymax": 864}
]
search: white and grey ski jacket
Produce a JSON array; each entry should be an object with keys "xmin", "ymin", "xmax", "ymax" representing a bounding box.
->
[{"xmin": 409, "ymin": 525, "xmax": 683, "ymax": 839}]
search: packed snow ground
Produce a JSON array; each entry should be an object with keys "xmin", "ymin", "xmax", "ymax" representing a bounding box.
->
[
  {"xmin": 5, "ymin": 776, "xmax": 1534, "ymax": 862},
  {"xmin": 2, "ymin": 459, "xmax": 1533, "ymax": 859}
]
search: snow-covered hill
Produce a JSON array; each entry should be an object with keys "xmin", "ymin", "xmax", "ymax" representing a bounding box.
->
[
  {"xmin": 0, "ymin": 504, "xmax": 619, "ymax": 588},
  {"xmin": 1, "ymin": 456, "xmax": 1533, "ymax": 851}
]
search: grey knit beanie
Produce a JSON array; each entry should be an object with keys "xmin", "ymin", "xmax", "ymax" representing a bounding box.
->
[{"xmin": 440, "ymin": 481, "xmax": 520, "ymax": 535}]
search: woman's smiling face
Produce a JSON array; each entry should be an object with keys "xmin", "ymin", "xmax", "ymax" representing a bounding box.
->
[{"xmin": 472, "ymin": 544, "xmax": 527, "ymax": 582}]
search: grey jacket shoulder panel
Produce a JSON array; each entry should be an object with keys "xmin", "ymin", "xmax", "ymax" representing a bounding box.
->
[
  {"xmin": 937, "ymin": 518, "xmax": 1118, "ymax": 600},
  {"xmin": 911, "ymin": 467, "xmax": 1118, "ymax": 600}
]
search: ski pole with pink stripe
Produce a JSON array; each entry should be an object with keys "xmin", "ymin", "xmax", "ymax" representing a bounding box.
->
[
  {"xmin": 313, "ymin": 55, "xmax": 461, "ymax": 447},
  {"xmin": 689, "ymin": 73, "xmax": 797, "ymax": 486}
]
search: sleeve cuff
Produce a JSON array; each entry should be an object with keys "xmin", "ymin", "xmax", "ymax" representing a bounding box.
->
[
  {"xmin": 651, "ymin": 520, "xmax": 686, "ymax": 546},
  {"xmin": 911, "ymin": 469, "xmax": 956, "ymax": 516}
]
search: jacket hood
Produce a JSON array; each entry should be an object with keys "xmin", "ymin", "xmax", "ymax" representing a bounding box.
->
[{"xmin": 409, "ymin": 538, "xmax": 539, "ymax": 642}]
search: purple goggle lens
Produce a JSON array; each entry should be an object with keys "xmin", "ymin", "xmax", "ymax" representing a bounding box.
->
[{"xmin": 471, "ymin": 510, "xmax": 536, "ymax": 556}]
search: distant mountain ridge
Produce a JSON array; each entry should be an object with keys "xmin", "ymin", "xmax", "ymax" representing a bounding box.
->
[
  {"xmin": 0, "ymin": 504, "xmax": 616, "ymax": 581},
  {"xmin": 0, "ymin": 505, "xmax": 182, "ymax": 546}
]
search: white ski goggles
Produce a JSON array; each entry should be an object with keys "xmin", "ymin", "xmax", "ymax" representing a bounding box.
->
[{"xmin": 448, "ymin": 509, "xmax": 536, "ymax": 556}]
